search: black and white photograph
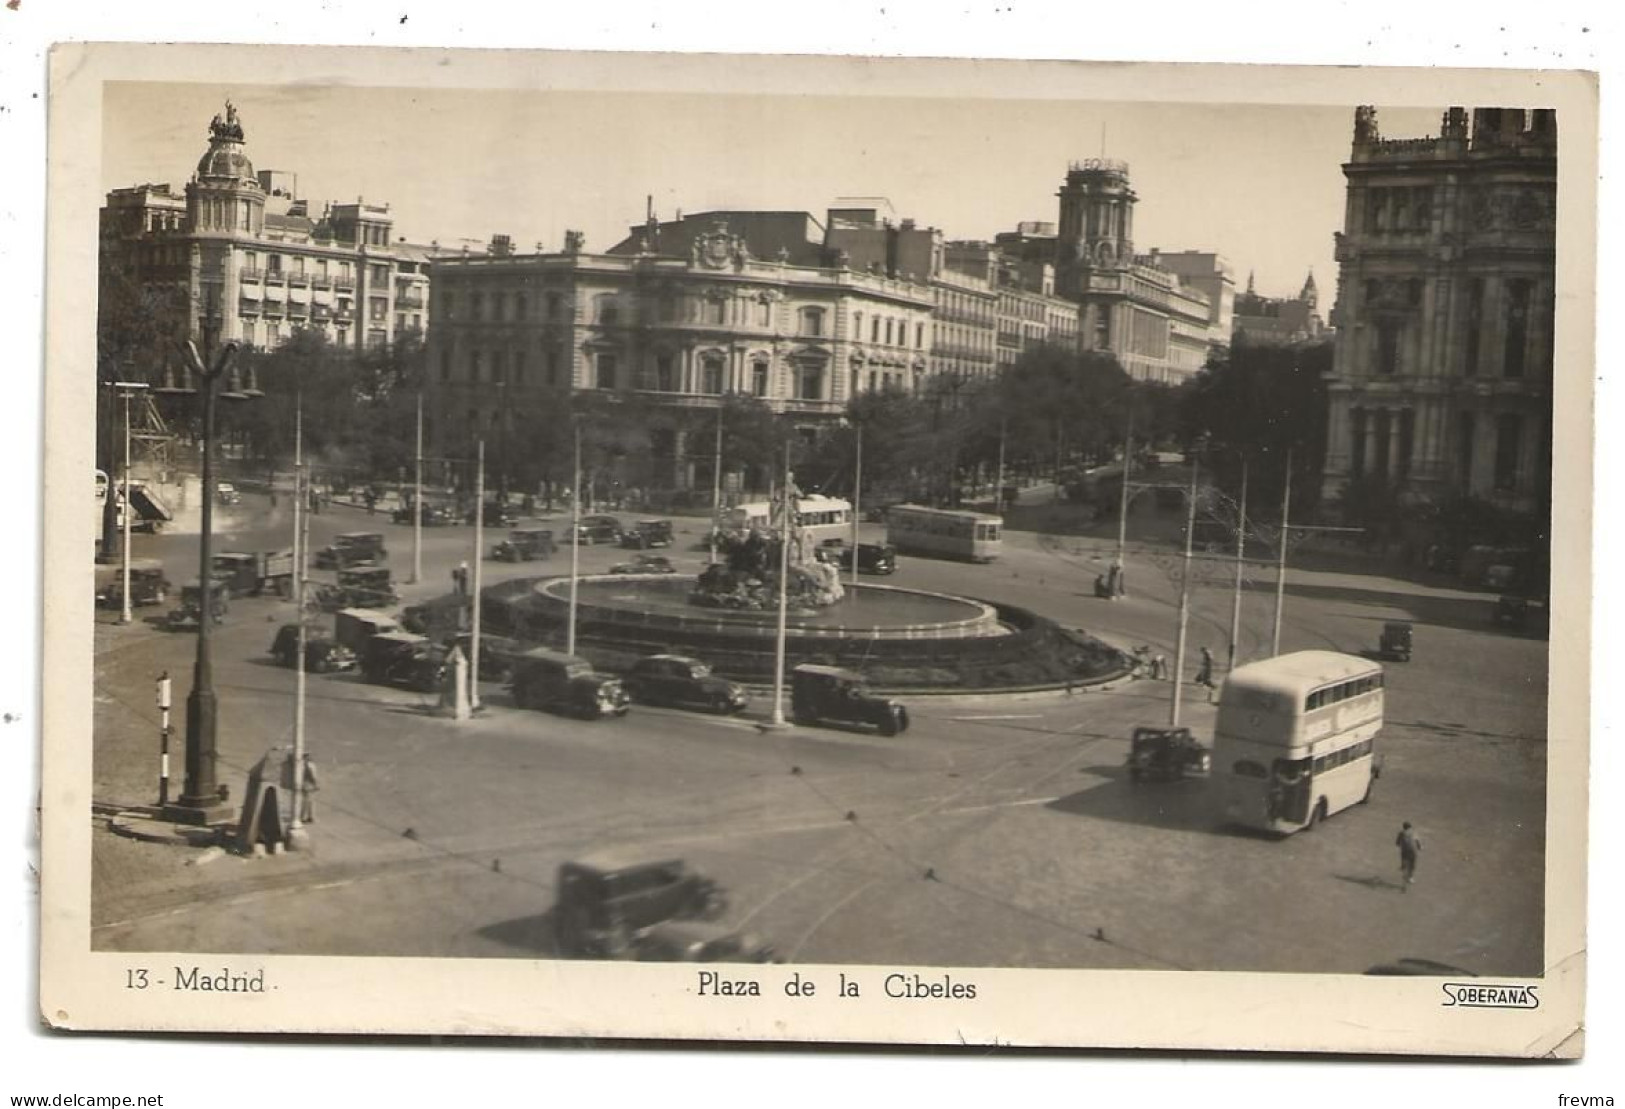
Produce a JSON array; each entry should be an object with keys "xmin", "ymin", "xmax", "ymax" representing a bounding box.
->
[{"xmin": 34, "ymin": 37, "xmax": 1594, "ymax": 1059}]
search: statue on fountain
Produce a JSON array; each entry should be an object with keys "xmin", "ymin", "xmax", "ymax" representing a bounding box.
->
[{"xmin": 691, "ymin": 484, "xmax": 845, "ymax": 613}]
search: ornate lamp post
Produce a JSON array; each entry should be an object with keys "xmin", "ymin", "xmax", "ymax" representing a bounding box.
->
[{"xmin": 158, "ymin": 336, "xmax": 258, "ymax": 824}]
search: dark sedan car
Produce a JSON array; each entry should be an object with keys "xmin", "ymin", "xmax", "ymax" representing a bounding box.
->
[
  {"xmin": 609, "ymin": 554, "xmax": 676, "ymax": 575},
  {"xmin": 623, "ymin": 654, "xmax": 749, "ymax": 713},
  {"xmin": 569, "ymin": 515, "xmax": 624, "ymax": 545}
]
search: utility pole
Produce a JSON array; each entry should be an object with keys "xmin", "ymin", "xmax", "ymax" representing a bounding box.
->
[
  {"xmin": 470, "ymin": 438, "xmax": 484, "ymax": 710},
  {"xmin": 850, "ymin": 424, "xmax": 863, "ymax": 591},
  {"xmin": 289, "ymin": 398, "xmax": 311, "ymax": 846},
  {"xmin": 117, "ymin": 384, "xmax": 143, "ymax": 625},
  {"xmin": 710, "ymin": 402, "xmax": 723, "ymax": 565},
  {"xmin": 1116, "ymin": 405, "xmax": 1135, "ymax": 590},
  {"xmin": 764, "ymin": 440, "xmax": 792, "ymax": 730},
  {"xmin": 1170, "ymin": 454, "xmax": 1199, "ymax": 726},
  {"xmin": 1271, "ymin": 448, "xmax": 1293, "ymax": 658},
  {"xmin": 567, "ymin": 421, "xmax": 581, "ymax": 656},
  {"xmin": 412, "ymin": 392, "xmax": 423, "ymax": 585},
  {"xmin": 1228, "ymin": 458, "xmax": 1249, "ymax": 674},
  {"xmin": 994, "ymin": 415, "xmax": 1007, "ymax": 513}
]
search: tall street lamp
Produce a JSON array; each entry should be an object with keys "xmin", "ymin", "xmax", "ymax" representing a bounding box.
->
[
  {"xmin": 113, "ymin": 381, "xmax": 150, "ymax": 625},
  {"xmin": 158, "ymin": 336, "xmax": 258, "ymax": 825}
]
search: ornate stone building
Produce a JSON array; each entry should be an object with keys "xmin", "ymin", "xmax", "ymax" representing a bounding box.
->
[
  {"xmin": 99, "ymin": 104, "xmax": 443, "ymax": 371},
  {"xmin": 1320, "ymin": 106, "xmax": 1556, "ymax": 517},
  {"xmin": 1232, "ymin": 270, "xmax": 1327, "ymax": 345},
  {"xmin": 1052, "ymin": 160, "xmax": 1224, "ymax": 383},
  {"xmin": 426, "ymin": 218, "xmax": 934, "ymax": 490}
]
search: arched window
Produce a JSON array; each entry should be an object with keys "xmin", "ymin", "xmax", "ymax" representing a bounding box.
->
[{"xmin": 701, "ymin": 354, "xmax": 725, "ymax": 394}]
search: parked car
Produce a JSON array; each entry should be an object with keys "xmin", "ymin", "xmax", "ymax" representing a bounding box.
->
[
  {"xmin": 491, "ymin": 528, "xmax": 556, "ymax": 562},
  {"xmin": 216, "ymin": 482, "xmax": 242, "ymax": 506},
  {"xmin": 790, "ymin": 664, "xmax": 909, "ymax": 736},
  {"xmin": 96, "ymin": 560, "xmax": 170, "ymax": 608},
  {"xmin": 314, "ymin": 531, "xmax": 388, "ymax": 570},
  {"xmin": 509, "ymin": 648, "xmax": 631, "ymax": 719},
  {"xmin": 360, "ymin": 631, "xmax": 447, "ymax": 692},
  {"xmin": 621, "ymin": 519, "xmax": 674, "ymax": 549},
  {"xmin": 333, "ymin": 608, "xmax": 401, "ymax": 654},
  {"xmin": 609, "ymin": 554, "xmax": 676, "ymax": 575},
  {"xmin": 632, "ymin": 920, "xmax": 779, "ymax": 964},
  {"xmin": 568, "ymin": 515, "xmax": 624, "ymax": 545},
  {"xmin": 1125, "ymin": 726, "xmax": 1210, "ymax": 783},
  {"xmin": 552, "ymin": 850, "xmax": 729, "ymax": 959},
  {"xmin": 269, "ymin": 625, "xmax": 358, "ymax": 673},
  {"xmin": 1495, "ymin": 594, "xmax": 1550, "ymax": 636},
  {"xmin": 623, "ymin": 654, "xmax": 749, "ymax": 713}
]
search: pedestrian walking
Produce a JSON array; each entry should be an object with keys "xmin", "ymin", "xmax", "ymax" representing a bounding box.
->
[
  {"xmin": 1396, "ymin": 821, "xmax": 1422, "ymax": 890},
  {"xmin": 297, "ymin": 753, "xmax": 320, "ymax": 824},
  {"xmin": 1152, "ymin": 654, "xmax": 1168, "ymax": 681},
  {"xmin": 1196, "ymin": 645, "xmax": 1215, "ymax": 685}
]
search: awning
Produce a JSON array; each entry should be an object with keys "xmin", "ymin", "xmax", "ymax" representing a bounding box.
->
[
  {"xmin": 128, "ymin": 485, "xmax": 172, "ymax": 523},
  {"xmin": 239, "ymin": 283, "xmax": 263, "ymax": 300}
]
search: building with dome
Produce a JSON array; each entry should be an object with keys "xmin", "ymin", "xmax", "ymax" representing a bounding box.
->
[{"xmin": 99, "ymin": 103, "xmax": 447, "ymax": 375}]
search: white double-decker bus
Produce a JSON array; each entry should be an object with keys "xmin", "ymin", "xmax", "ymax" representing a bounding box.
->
[
  {"xmin": 1213, "ymin": 650, "xmax": 1385, "ymax": 834},
  {"xmin": 884, "ymin": 505, "xmax": 1003, "ymax": 562}
]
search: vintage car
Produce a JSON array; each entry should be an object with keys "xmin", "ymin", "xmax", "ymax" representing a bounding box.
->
[
  {"xmin": 790, "ymin": 664, "xmax": 909, "ymax": 736},
  {"xmin": 1126, "ymin": 726, "xmax": 1211, "ymax": 783},
  {"xmin": 491, "ymin": 528, "xmax": 557, "ymax": 562},
  {"xmin": 622, "ymin": 654, "xmax": 749, "ymax": 714},
  {"xmin": 609, "ymin": 554, "xmax": 676, "ymax": 575},
  {"xmin": 333, "ymin": 608, "xmax": 401, "ymax": 654},
  {"xmin": 313, "ymin": 531, "xmax": 388, "ymax": 570},
  {"xmin": 316, "ymin": 567, "xmax": 398, "ymax": 612},
  {"xmin": 212, "ymin": 550, "xmax": 294, "ymax": 598},
  {"xmin": 392, "ymin": 501, "xmax": 456, "ymax": 527},
  {"xmin": 632, "ymin": 920, "xmax": 780, "ymax": 964},
  {"xmin": 817, "ymin": 540, "xmax": 897, "ymax": 575},
  {"xmin": 96, "ymin": 559, "xmax": 170, "ymax": 609},
  {"xmin": 166, "ymin": 581, "xmax": 229, "ymax": 630},
  {"xmin": 1378, "ymin": 621, "xmax": 1414, "ymax": 662},
  {"xmin": 509, "ymin": 648, "xmax": 630, "ymax": 719},
  {"xmin": 467, "ymin": 500, "xmax": 519, "ymax": 528},
  {"xmin": 215, "ymin": 482, "xmax": 242, "ymax": 506},
  {"xmin": 269, "ymin": 624, "xmax": 358, "ymax": 673},
  {"xmin": 400, "ymin": 595, "xmax": 470, "ymax": 640},
  {"xmin": 552, "ymin": 850, "xmax": 729, "ymax": 959},
  {"xmin": 567, "ymin": 514, "xmax": 624, "ymax": 545},
  {"xmin": 620, "ymin": 519, "xmax": 675, "ymax": 550},
  {"xmin": 360, "ymin": 631, "xmax": 447, "ymax": 692},
  {"xmin": 449, "ymin": 631, "xmax": 529, "ymax": 682},
  {"xmin": 1495, "ymin": 594, "xmax": 1550, "ymax": 636}
]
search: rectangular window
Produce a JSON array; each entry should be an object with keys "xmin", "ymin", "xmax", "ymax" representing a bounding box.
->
[
  {"xmin": 370, "ymin": 263, "xmax": 389, "ymax": 285},
  {"xmin": 471, "ymin": 292, "xmax": 485, "ymax": 321},
  {"xmin": 1398, "ymin": 409, "xmax": 1415, "ymax": 479},
  {"xmin": 1457, "ymin": 411, "xmax": 1476, "ymax": 485},
  {"xmin": 871, "ymin": 318, "xmax": 879, "ymax": 343},
  {"xmin": 547, "ymin": 292, "xmax": 563, "ymax": 321},
  {"xmin": 597, "ymin": 353, "xmax": 618, "ymax": 389},
  {"xmin": 798, "ymin": 364, "xmax": 823, "ymax": 400},
  {"xmin": 267, "ymin": 255, "xmax": 282, "ymax": 276},
  {"xmin": 1504, "ymin": 279, "xmax": 1531, "ymax": 378},
  {"xmin": 1375, "ymin": 321, "xmax": 1400, "ymax": 375},
  {"xmin": 546, "ymin": 350, "xmax": 560, "ymax": 386},
  {"xmin": 752, "ymin": 361, "xmax": 769, "ymax": 397},
  {"xmin": 705, "ymin": 299, "xmax": 725, "ymax": 325},
  {"xmin": 702, "ymin": 356, "xmax": 725, "ymax": 394},
  {"xmin": 1464, "ymin": 278, "xmax": 1484, "ymax": 376},
  {"xmin": 470, "ymin": 350, "xmax": 484, "ymax": 383},
  {"xmin": 1494, "ymin": 413, "xmax": 1521, "ymax": 491},
  {"xmin": 513, "ymin": 350, "xmax": 527, "ymax": 384},
  {"xmin": 800, "ymin": 307, "xmax": 826, "ymax": 337},
  {"xmin": 656, "ymin": 354, "xmax": 676, "ymax": 392}
]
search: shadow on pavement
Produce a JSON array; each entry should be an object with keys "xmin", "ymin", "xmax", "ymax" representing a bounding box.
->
[
  {"xmin": 1334, "ymin": 873, "xmax": 1408, "ymax": 894},
  {"xmin": 1046, "ymin": 778, "xmax": 1223, "ymax": 833},
  {"xmin": 477, "ymin": 909, "xmax": 560, "ymax": 956},
  {"xmin": 1281, "ymin": 579, "xmax": 1501, "ymax": 637}
]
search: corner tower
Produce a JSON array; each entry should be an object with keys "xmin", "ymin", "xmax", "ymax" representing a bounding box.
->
[{"xmin": 1055, "ymin": 158, "xmax": 1136, "ymax": 298}]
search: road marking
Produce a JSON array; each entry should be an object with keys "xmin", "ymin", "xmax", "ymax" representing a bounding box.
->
[{"xmin": 951, "ymin": 714, "xmax": 1044, "ymax": 721}]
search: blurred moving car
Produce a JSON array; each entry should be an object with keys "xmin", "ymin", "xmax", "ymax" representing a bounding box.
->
[
  {"xmin": 1377, "ymin": 621, "xmax": 1413, "ymax": 662},
  {"xmin": 552, "ymin": 850, "xmax": 729, "ymax": 959},
  {"xmin": 1495, "ymin": 594, "xmax": 1550, "ymax": 636},
  {"xmin": 623, "ymin": 654, "xmax": 748, "ymax": 713},
  {"xmin": 468, "ymin": 500, "xmax": 519, "ymax": 527},
  {"xmin": 509, "ymin": 649, "xmax": 630, "ymax": 719},
  {"xmin": 790, "ymin": 664, "xmax": 909, "ymax": 736},
  {"xmin": 166, "ymin": 581, "xmax": 229, "ymax": 630},
  {"xmin": 816, "ymin": 540, "xmax": 897, "ymax": 575},
  {"xmin": 393, "ymin": 501, "xmax": 456, "ymax": 527},
  {"xmin": 216, "ymin": 482, "xmax": 242, "ymax": 506},
  {"xmin": 316, "ymin": 567, "xmax": 398, "ymax": 611},
  {"xmin": 609, "ymin": 554, "xmax": 676, "ymax": 575},
  {"xmin": 212, "ymin": 550, "xmax": 294, "ymax": 598}
]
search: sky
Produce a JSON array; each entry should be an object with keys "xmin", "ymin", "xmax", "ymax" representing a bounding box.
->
[{"xmin": 103, "ymin": 81, "xmax": 1443, "ymax": 303}]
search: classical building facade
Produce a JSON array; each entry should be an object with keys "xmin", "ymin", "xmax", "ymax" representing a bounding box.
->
[
  {"xmin": 99, "ymin": 104, "xmax": 442, "ymax": 369},
  {"xmin": 426, "ymin": 219, "xmax": 934, "ymax": 489},
  {"xmin": 1051, "ymin": 160, "xmax": 1225, "ymax": 383},
  {"xmin": 944, "ymin": 241, "xmax": 1081, "ymax": 371},
  {"xmin": 1320, "ymin": 106, "xmax": 1555, "ymax": 516}
]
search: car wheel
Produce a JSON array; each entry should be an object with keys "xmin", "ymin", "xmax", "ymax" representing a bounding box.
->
[
  {"xmin": 1305, "ymin": 798, "xmax": 1328, "ymax": 830},
  {"xmin": 710, "ymin": 693, "xmax": 733, "ymax": 713}
]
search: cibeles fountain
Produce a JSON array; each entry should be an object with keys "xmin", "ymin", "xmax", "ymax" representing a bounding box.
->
[{"xmin": 482, "ymin": 505, "xmax": 1123, "ymax": 692}]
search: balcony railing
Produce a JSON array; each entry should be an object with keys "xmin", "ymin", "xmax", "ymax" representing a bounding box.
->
[
  {"xmin": 397, "ymin": 293, "xmax": 426, "ymax": 309},
  {"xmin": 239, "ymin": 266, "xmax": 262, "ymax": 281},
  {"xmin": 287, "ymin": 273, "xmax": 311, "ymax": 287},
  {"xmin": 238, "ymin": 298, "xmax": 260, "ymax": 316}
]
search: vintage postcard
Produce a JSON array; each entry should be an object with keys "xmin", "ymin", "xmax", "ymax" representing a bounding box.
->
[{"xmin": 40, "ymin": 42, "xmax": 1594, "ymax": 1054}]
